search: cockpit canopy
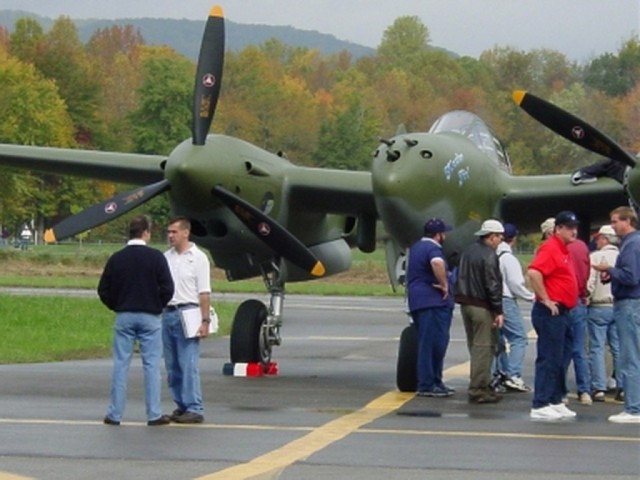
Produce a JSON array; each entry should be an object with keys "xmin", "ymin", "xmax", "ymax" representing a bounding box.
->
[{"xmin": 429, "ymin": 111, "xmax": 512, "ymax": 173}]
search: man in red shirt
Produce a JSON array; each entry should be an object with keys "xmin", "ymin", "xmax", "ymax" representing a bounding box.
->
[{"xmin": 527, "ymin": 211, "xmax": 580, "ymax": 421}]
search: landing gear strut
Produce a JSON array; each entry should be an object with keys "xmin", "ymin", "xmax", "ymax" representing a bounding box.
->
[{"xmin": 229, "ymin": 261, "xmax": 285, "ymax": 365}]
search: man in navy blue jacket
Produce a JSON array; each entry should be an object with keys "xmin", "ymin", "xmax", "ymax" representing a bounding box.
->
[
  {"xmin": 407, "ymin": 217, "xmax": 455, "ymax": 397},
  {"xmin": 593, "ymin": 206, "xmax": 640, "ymax": 423},
  {"xmin": 98, "ymin": 215, "xmax": 174, "ymax": 426}
]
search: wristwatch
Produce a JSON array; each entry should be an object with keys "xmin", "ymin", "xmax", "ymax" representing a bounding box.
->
[{"xmin": 202, "ymin": 318, "xmax": 211, "ymax": 323}]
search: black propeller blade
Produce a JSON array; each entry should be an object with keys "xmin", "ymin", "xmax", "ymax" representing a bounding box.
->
[
  {"xmin": 211, "ymin": 185, "xmax": 326, "ymax": 277},
  {"xmin": 43, "ymin": 180, "xmax": 171, "ymax": 243},
  {"xmin": 192, "ymin": 5, "xmax": 225, "ymax": 145},
  {"xmin": 513, "ymin": 90, "xmax": 636, "ymax": 168}
]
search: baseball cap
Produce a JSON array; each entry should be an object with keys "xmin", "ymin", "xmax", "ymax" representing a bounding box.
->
[
  {"xmin": 423, "ymin": 218, "xmax": 452, "ymax": 235},
  {"xmin": 596, "ymin": 225, "xmax": 615, "ymax": 236},
  {"xmin": 540, "ymin": 217, "xmax": 555, "ymax": 235},
  {"xmin": 555, "ymin": 210, "xmax": 580, "ymax": 227},
  {"xmin": 474, "ymin": 219, "xmax": 504, "ymax": 236},
  {"xmin": 503, "ymin": 223, "xmax": 518, "ymax": 241}
]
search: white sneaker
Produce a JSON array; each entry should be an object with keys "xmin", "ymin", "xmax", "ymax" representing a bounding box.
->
[
  {"xmin": 504, "ymin": 376, "xmax": 531, "ymax": 392},
  {"xmin": 579, "ymin": 392, "xmax": 593, "ymax": 405},
  {"xmin": 608, "ymin": 411, "xmax": 640, "ymax": 424},
  {"xmin": 530, "ymin": 406, "xmax": 563, "ymax": 421},
  {"xmin": 551, "ymin": 403, "xmax": 577, "ymax": 418}
]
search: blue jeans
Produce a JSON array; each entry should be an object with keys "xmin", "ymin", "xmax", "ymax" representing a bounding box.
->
[
  {"xmin": 412, "ymin": 306, "xmax": 453, "ymax": 392},
  {"xmin": 106, "ymin": 312, "xmax": 163, "ymax": 422},
  {"xmin": 614, "ymin": 299, "xmax": 640, "ymax": 414},
  {"xmin": 496, "ymin": 297, "xmax": 528, "ymax": 378},
  {"xmin": 564, "ymin": 302, "xmax": 590, "ymax": 394},
  {"xmin": 163, "ymin": 309, "xmax": 203, "ymax": 414},
  {"xmin": 531, "ymin": 302, "xmax": 572, "ymax": 408},
  {"xmin": 588, "ymin": 306, "xmax": 619, "ymax": 392}
]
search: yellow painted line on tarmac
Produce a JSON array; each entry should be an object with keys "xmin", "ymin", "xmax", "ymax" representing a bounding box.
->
[
  {"xmin": 0, "ymin": 472, "xmax": 34, "ymax": 480},
  {"xmin": 194, "ymin": 391, "xmax": 415, "ymax": 480},
  {"xmin": 195, "ymin": 362, "xmax": 469, "ymax": 480}
]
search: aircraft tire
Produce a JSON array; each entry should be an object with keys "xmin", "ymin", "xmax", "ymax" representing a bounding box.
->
[
  {"xmin": 230, "ymin": 299, "xmax": 270, "ymax": 364},
  {"xmin": 396, "ymin": 324, "xmax": 418, "ymax": 392}
]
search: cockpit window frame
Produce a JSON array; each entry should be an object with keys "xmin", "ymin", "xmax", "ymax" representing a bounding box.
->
[{"xmin": 429, "ymin": 111, "xmax": 512, "ymax": 173}]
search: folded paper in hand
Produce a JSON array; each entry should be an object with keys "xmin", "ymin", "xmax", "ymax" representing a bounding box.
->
[{"xmin": 180, "ymin": 306, "xmax": 219, "ymax": 338}]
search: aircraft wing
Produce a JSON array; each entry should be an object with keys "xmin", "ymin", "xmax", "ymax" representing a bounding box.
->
[
  {"xmin": 286, "ymin": 167, "xmax": 377, "ymax": 217},
  {"xmin": 0, "ymin": 144, "xmax": 166, "ymax": 185},
  {"xmin": 498, "ymin": 173, "xmax": 626, "ymax": 234}
]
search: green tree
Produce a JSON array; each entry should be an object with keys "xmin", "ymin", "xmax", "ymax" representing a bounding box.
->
[
  {"xmin": 128, "ymin": 46, "xmax": 193, "ymax": 155},
  {"xmin": 585, "ymin": 38, "xmax": 640, "ymax": 97},
  {"xmin": 311, "ymin": 70, "xmax": 380, "ymax": 170},
  {"xmin": 377, "ymin": 16, "xmax": 431, "ymax": 66}
]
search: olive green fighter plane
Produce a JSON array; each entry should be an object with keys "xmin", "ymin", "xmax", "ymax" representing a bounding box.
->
[{"xmin": 0, "ymin": 6, "xmax": 638, "ymax": 388}]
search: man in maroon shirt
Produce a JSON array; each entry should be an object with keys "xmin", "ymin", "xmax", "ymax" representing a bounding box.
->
[
  {"xmin": 565, "ymin": 237, "xmax": 592, "ymax": 404},
  {"xmin": 527, "ymin": 211, "xmax": 580, "ymax": 421}
]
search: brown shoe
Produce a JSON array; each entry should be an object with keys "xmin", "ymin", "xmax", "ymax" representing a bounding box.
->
[
  {"xmin": 468, "ymin": 392, "xmax": 502, "ymax": 404},
  {"xmin": 147, "ymin": 414, "xmax": 171, "ymax": 426}
]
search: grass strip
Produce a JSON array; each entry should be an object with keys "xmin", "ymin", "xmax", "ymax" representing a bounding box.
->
[{"xmin": 0, "ymin": 295, "xmax": 236, "ymax": 364}]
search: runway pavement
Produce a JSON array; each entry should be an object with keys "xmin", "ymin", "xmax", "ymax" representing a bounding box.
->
[{"xmin": 0, "ymin": 293, "xmax": 638, "ymax": 479}]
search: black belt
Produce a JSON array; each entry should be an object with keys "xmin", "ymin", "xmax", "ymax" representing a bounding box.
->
[{"xmin": 165, "ymin": 303, "xmax": 198, "ymax": 311}]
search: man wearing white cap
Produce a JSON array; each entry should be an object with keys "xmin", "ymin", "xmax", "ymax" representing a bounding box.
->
[
  {"xmin": 587, "ymin": 225, "xmax": 619, "ymax": 402},
  {"xmin": 455, "ymin": 219, "xmax": 505, "ymax": 404}
]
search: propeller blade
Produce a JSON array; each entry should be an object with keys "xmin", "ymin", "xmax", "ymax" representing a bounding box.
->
[
  {"xmin": 211, "ymin": 185, "xmax": 326, "ymax": 277},
  {"xmin": 44, "ymin": 180, "xmax": 171, "ymax": 243},
  {"xmin": 192, "ymin": 5, "xmax": 225, "ymax": 145},
  {"xmin": 513, "ymin": 90, "xmax": 636, "ymax": 167}
]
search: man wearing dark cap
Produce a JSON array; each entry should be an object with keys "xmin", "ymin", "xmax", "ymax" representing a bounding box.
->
[
  {"xmin": 407, "ymin": 217, "xmax": 455, "ymax": 397},
  {"xmin": 527, "ymin": 211, "xmax": 580, "ymax": 421}
]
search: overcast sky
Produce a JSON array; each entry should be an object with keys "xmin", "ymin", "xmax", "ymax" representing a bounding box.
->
[{"xmin": 2, "ymin": 0, "xmax": 639, "ymax": 61}]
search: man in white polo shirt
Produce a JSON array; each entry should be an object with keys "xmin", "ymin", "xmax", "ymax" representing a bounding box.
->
[{"xmin": 163, "ymin": 216, "xmax": 212, "ymax": 424}]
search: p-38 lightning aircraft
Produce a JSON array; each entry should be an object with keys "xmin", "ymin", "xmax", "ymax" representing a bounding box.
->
[{"xmin": 0, "ymin": 6, "xmax": 638, "ymax": 388}]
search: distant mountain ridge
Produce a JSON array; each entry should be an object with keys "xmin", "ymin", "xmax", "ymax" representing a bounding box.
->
[{"xmin": 0, "ymin": 10, "xmax": 377, "ymax": 60}]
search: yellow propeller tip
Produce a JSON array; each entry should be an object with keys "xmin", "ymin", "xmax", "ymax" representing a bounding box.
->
[
  {"xmin": 43, "ymin": 229, "xmax": 57, "ymax": 244},
  {"xmin": 210, "ymin": 5, "xmax": 224, "ymax": 17},
  {"xmin": 512, "ymin": 90, "xmax": 526, "ymax": 105},
  {"xmin": 311, "ymin": 261, "xmax": 326, "ymax": 278}
]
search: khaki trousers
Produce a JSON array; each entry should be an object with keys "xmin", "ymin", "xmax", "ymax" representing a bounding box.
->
[{"xmin": 461, "ymin": 304, "xmax": 499, "ymax": 394}]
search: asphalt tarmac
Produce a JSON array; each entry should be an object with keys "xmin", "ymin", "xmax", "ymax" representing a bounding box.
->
[{"xmin": 0, "ymin": 293, "xmax": 638, "ymax": 479}]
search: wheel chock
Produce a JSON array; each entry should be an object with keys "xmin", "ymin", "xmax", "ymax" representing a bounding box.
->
[{"xmin": 222, "ymin": 362, "xmax": 279, "ymax": 377}]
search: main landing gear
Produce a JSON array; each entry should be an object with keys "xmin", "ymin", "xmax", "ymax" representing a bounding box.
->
[
  {"xmin": 229, "ymin": 262, "xmax": 284, "ymax": 366},
  {"xmin": 396, "ymin": 323, "xmax": 418, "ymax": 392}
]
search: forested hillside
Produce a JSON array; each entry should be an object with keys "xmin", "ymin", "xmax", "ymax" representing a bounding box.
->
[
  {"xmin": 0, "ymin": 10, "xmax": 377, "ymax": 59},
  {"xmin": 0, "ymin": 14, "xmax": 638, "ymax": 241}
]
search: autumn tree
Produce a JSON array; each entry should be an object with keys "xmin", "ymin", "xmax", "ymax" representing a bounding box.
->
[
  {"xmin": 311, "ymin": 69, "xmax": 380, "ymax": 170},
  {"xmin": 0, "ymin": 49, "xmax": 78, "ymax": 234},
  {"xmin": 87, "ymin": 25, "xmax": 145, "ymax": 151}
]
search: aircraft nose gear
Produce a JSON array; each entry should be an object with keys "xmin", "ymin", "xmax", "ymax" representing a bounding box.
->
[{"xmin": 229, "ymin": 262, "xmax": 285, "ymax": 366}]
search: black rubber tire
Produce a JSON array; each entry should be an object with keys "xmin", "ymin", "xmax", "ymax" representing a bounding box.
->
[
  {"xmin": 229, "ymin": 299, "xmax": 270, "ymax": 364},
  {"xmin": 396, "ymin": 324, "xmax": 418, "ymax": 392}
]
